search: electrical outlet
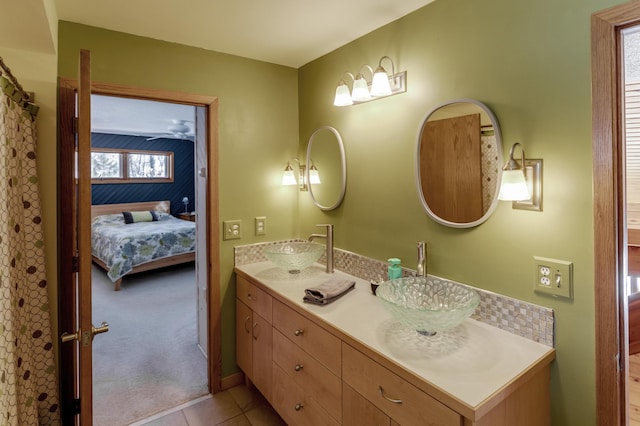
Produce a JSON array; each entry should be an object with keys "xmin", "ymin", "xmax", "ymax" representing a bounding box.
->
[
  {"xmin": 223, "ymin": 220, "xmax": 242, "ymax": 240},
  {"xmin": 255, "ymin": 216, "xmax": 266, "ymax": 236},
  {"xmin": 533, "ymin": 256, "xmax": 573, "ymax": 299}
]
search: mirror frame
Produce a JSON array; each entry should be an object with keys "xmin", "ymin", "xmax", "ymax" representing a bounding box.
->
[
  {"xmin": 306, "ymin": 125, "xmax": 347, "ymax": 211},
  {"xmin": 415, "ymin": 98, "xmax": 503, "ymax": 228}
]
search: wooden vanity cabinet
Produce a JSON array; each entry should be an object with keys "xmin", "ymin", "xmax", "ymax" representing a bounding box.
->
[
  {"xmin": 235, "ymin": 276, "xmax": 273, "ymax": 401},
  {"xmin": 234, "ymin": 270, "xmax": 552, "ymax": 426}
]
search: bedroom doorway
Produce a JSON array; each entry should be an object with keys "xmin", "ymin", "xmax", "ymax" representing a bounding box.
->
[
  {"xmin": 89, "ymin": 94, "xmax": 210, "ymax": 424},
  {"xmin": 58, "ymin": 77, "xmax": 221, "ymax": 425}
]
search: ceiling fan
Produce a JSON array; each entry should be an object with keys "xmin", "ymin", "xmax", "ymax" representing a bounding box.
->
[{"xmin": 146, "ymin": 119, "xmax": 195, "ymax": 141}]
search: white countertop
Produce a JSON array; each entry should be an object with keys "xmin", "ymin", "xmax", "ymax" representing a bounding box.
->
[{"xmin": 235, "ymin": 262, "xmax": 555, "ymax": 410}]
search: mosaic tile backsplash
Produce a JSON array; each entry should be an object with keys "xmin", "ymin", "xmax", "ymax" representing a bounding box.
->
[{"xmin": 235, "ymin": 241, "xmax": 555, "ymax": 348}]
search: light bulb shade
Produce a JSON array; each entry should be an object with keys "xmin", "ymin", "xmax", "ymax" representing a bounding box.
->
[
  {"xmin": 371, "ymin": 66, "xmax": 392, "ymax": 97},
  {"xmin": 351, "ymin": 75, "xmax": 371, "ymax": 101},
  {"xmin": 333, "ymin": 81, "xmax": 353, "ymax": 106},
  {"xmin": 282, "ymin": 164, "xmax": 297, "ymax": 186},
  {"xmin": 309, "ymin": 164, "xmax": 321, "ymax": 184},
  {"xmin": 498, "ymin": 170, "xmax": 531, "ymax": 201}
]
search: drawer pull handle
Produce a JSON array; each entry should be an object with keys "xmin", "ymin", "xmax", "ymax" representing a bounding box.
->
[
  {"xmin": 247, "ymin": 293, "xmax": 255, "ymax": 301},
  {"xmin": 379, "ymin": 386, "xmax": 403, "ymax": 404},
  {"xmin": 252, "ymin": 323, "xmax": 260, "ymax": 340},
  {"xmin": 294, "ymin": 364, "xmax": 304, "ymax": 372},
  {"xmin": 294, "ymin": 329, "xmax": 304, "ymax": 336},
  {"xmin": 295, "ymin": 403, "xmax": 304, "ymax": 411},
  {"xmin": 244, "ymin": 317, "xmax": 251, "ymax": 333}
]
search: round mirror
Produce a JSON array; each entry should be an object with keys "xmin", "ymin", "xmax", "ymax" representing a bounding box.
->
[
  {"xmin": 416, "ymin": 99, "xmax": 503, "ymax": 228},
  {"xmin": 306, "ymin": 126, "xmax": 346, "ymax": 211}
]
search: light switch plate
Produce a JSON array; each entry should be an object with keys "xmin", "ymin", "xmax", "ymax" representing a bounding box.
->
[
  {"xmin": 223, "ymin": 220, "xmax": 242, "ymax": 240},
  {"xmin": 533, "ymin": 256, "xmax": 573, "ymax": 299},
  {"xmin": 255, "ymin": 216, "xmax": 266, "ymax": 236}
]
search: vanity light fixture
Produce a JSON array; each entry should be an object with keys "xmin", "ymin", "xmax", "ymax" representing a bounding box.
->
[
  {"xmin": 351, "ymin": 65, "xmax": 373, "ymax": 102},
  {"xmin": 333, "ymin": 72, "xmax": 355, "ymax": 106},
  {"xmin": 371, "ymin": 56, "xmax": 394, "ymax": 96},
  {"xmin": 498, "ymin": 142, "xmax": 543, "ymax": 211},
  {"xmin": 333, "ymin": 56, "xmax": 406, "ymax": 107},
  {"xmin": 282, "ymin": 158, "xmax": 320, "ymax": 191},
  {"xmin": 309, "ymin": 160, "xmax": 321, "ymax": 185}
]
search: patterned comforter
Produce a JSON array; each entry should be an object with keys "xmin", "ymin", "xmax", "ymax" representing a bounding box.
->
[{"xmin": 91, "ymin": 212, "xmax": 196, "ymax": 282}]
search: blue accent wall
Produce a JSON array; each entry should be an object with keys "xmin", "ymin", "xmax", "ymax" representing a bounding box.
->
[{"xmin": 91, "ymin": 133, "xmax": 195, "ymax": 216}]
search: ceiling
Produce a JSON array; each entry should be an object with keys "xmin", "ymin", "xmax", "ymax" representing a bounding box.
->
[
  {"xmin": 52, "ymin": 0, "xmax": 435, "ymax": 69},
  {"xmin": 1, "ymin": 0, "xmax": 436, "ymax": 137}
]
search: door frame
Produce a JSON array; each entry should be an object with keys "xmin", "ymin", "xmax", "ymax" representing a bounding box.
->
[
  {"xmin": 58, "ymin": 80, "xmax": 221, "ymax": 421},
  {"xmin": 593, "ymin": 2, "xmax": 640, "ymax": 424}
]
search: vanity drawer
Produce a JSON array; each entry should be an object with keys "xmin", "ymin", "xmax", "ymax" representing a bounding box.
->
[
  {"xmin": 272, "ymin": 363, "xmax": 340, "ymax": 426},
  {"xmin": 342, "ymin": 343, "xmax": 460, "ymax": 426},
  {"xmin": 272, "ymin": 299, "xmax": 341, "ymax": 376},
  {"xmin": 343, "ymin": 382, "xmax": 390, "ymax": 426},
  {"xmin": 273, "ymin": 329, "xmax": 341, "ymax": 422},
  {"xmin": 237, "ymin": 275, "xmax": 272, "ymax": 323}
]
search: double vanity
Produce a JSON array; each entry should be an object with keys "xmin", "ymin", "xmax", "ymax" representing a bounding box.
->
[{"xmin": 234, "ymin": 257, "xmax": 555, "ymax": 426}]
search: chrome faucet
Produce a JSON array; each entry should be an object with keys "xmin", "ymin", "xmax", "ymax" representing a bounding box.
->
[
  {"xmin": 308, "ymin": 224, "xmax": 334, "ymax": 273},
  {"xmin": 416, "ymin": 241, "xmax": 427, "ymax": 277}
]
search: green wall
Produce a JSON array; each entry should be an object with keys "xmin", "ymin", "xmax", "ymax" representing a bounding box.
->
[
  {"xmin": 57, "ymin": 21, "xmax": 300, "ymax": 380},
  {"xmin": 57, "ymin": 0, "xmax": 628, "ymax": 422},
  {"xmin": 297, "ymin": 0, "xmax": 620, "ymax": 424}
]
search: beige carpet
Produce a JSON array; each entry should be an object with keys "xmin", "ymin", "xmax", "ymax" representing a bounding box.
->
[{"xmin": 91, "ymin": 262, "xmax": 208, "ymax": 426}]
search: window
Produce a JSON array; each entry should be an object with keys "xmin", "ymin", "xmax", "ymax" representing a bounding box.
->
[{"xmin": 91, "ymin": 148, "xmax": 173, "ymax": 183}]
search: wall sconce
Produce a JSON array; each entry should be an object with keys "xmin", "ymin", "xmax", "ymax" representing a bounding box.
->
[
  {"xmin": 282, "ymin": 158, "xmax": 321, "ymax": 191},
  {"xmin": 498, "ymin": 142, "xmax": 543, "ymax": 211},
  {"xmin": 333, "ymin": 56, "xmax": 406, "ymax": 107}
]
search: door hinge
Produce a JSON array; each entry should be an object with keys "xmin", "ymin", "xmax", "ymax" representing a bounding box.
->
[
  {"xmin": 73, "ymin": 398, "xmax": 80, "ymax": 414},
  {"xmin": 72, "ymin": 256, "xmax": 79, "ymax": 273},
  {"xmin": 73, "ymin": 117, "xmax": 78, "ymax": 135}
]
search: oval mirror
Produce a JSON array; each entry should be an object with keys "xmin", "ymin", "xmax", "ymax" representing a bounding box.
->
[
  {"xmin": 416, "ymin": 99, "xmax": 503, "ymax": 228},
  {"xmin": 306, "ymin": 126, "xmax": 346, "ymax": 211}
]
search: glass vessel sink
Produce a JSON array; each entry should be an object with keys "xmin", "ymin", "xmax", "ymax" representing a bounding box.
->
[
  {"xmin": 263, "ymin": 242, "xmax": 325, "ymax": 273},
  {"xmin": 376, "ymin": 276, "xmax": 480, "ymax": 336}
]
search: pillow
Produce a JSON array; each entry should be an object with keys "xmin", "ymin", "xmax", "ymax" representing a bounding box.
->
[{"xmin": 122, "ymin": 210, "xmax": 159, "ymax": 224}]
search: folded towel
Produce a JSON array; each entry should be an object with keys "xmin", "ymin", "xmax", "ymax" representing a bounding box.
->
[{"xmin": 303, "ymin": 279, "xmax": 356, "ymax": 306}]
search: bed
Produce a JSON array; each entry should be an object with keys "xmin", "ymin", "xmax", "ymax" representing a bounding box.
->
[{"xmin": 91, "ymin": 200, "xmax": 196, "ymax": 290}]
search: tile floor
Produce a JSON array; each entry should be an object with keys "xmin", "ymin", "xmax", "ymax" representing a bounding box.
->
[{"xmin": 131, "ymin": 384, "xmax": 286, "ymax": 426}]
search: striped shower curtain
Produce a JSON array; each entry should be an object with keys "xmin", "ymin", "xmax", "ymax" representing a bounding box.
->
[{"xmin": 0, "ymin": 76, "xmax": 60, "ymax": 424}]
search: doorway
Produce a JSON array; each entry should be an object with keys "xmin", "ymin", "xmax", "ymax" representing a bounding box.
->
[
  {"xmin": 592, "ymin": 2, "xmax": 640, "ymax": 424},
  {"xmin": 89, "ymin": 95, "xmax": 208, "ymax": 424},
  {"xmin": 58, "ymin": 79, "xmax": 222, "ymax": 424}
]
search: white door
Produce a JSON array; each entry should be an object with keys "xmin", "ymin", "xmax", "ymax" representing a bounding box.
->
[{"xmin": 195, "ymin": 106, "xmax": 209, "ymax": 355}]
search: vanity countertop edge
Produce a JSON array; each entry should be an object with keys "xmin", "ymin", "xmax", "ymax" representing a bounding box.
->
[{"xmin": 234, "ymin": 262, "xmax": 556, "ymax": 421}]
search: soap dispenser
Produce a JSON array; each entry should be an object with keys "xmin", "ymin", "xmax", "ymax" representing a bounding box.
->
[{"xmin": 387, "ymin": 258, "xmax": 402, "ymax": 280}]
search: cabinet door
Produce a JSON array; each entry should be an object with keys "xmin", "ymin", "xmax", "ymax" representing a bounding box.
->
[
  {"xmin": 252, "ymin": 312, "xmax": 273, "ymax": 401},
  {"xmin": 236, "ymin": 299, "xmax": 253, "ymax": 377},
  {"xmin": 343, "ymin": 382, "xmax": 390, "ymax": 426}
]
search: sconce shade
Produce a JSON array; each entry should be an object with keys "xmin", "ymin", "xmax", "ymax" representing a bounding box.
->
[
  {"xmin": 352, "ymin": 74, "xmax": 371, "ymax": 101},
  {"xmin": 282, "ymin": 163, "xmax": 297, "ymax": 186},
  {"xmin": 498, "ymin": 142, "xmax": 531, "ymax": 201},
  {"xmin": 498, "ymin": 170, "xmax": 530, "ymax": 201},
  {"xmin": 333, "ymin": 81, "xmax": 353, "ymax": 106},
  {"xmin": 371, "ymin": 65, "xmax": 392, "ymax": 97},
  {"xmin": 309, "ymin": 163, "xmax": 321, "ymax": 184}
]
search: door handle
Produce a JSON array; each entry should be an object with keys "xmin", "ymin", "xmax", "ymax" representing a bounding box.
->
[
  {"xmin": 61, "ymin": 321, "xmax": 109, "ymax": 346},
  {"xmin": 92, "ymin": 321, "xmax": 109, "ymax": 337},
  {"xmin": 61, "ymin": 330, "xmax": 80, "ymax": 343}
]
